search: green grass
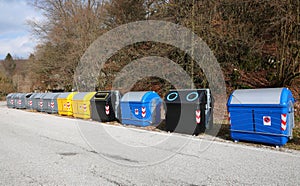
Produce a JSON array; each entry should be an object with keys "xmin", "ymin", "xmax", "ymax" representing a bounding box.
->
[
  {"xmin": 295, "ymin": 116, "xmax": 300, "ymax": 123},
  {"xmin": 285, "ymin": 126, "xmax": 300, "ymax": 150},
  {"xmin": 285, "ymin": 116, "xmax": 300, "ymax": 150}
]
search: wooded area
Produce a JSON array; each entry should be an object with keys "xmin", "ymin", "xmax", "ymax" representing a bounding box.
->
[{"xmin": 0, "ymin": 0, "xmax": 299, "ymax": 99}]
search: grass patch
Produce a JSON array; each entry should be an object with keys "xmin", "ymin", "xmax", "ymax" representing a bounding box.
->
[
  {"xmin": 214, "ymin": 123, "xmax": 231, "ymax": 140},
  {"xmin": 285, "ymin": 126, "xmax": 300, "ymax": 150},
  {"xmin": 295, "ymin": 116, "xmax": 300, "ymax": 123},
  {"xmin": 285, "ymin": 116, "xmax": 300, "ymax": 150}
]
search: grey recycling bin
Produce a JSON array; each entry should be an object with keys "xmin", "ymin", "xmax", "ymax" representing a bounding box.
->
[
  {"xmin": 39, "ymin": 93, "xmax": 52, "ymax": 112},
  {"xmin": 90, "ymin": 91, "xmax": 121, "ymax": 122},
  {"xmin": 165, "ymin": 89, "xmax": 214, "ymax": 135},
  {"xmin": 33, "ymin": 93, "xmax": 46, "ymax": 111},
  {"xmin": 16, "ymin": 93, "xmax": 34, "ymax": 109},
  {"xmin": 13, "ymin": 93, "xmax": 26, "ymax": 109},
  {"xmin": 6, "ymin": 93, "xmax": 15, "ymax": 108},
  {"xmin": 43, "ymin": 93, "xmax": 61, "ymax": 114},
  {"xmin": 25, "ymin": 93, "xmax": 37, "ymax": 110},
  {"xmin": 14, "ymin": 93, "xmax": 23, "ymax": 109},
  {"xmin": 13, "ymin": 93, "xmax": 22, "ymax": 108}
]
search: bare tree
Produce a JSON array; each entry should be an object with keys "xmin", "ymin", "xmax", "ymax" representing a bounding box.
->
[{"xmin": 28, "ymin": 0, "xmax": 107, "ymax": 91}]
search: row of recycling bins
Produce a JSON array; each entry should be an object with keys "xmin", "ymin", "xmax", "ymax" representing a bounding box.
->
[
  {"xmin": 6, "ymin": 88, "xmax": 296, "ymax": 146},
  {"xmin": 6, "ymin": 89, "xmax": 214, "ymax": 135}
]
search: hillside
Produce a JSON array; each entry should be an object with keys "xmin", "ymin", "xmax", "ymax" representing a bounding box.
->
[
  {"xmin": 0, "ymin": 0, "xmax": 299, "ymax": 116},
  {"xmin": 1, "ymin": 58, "xmax": 299, "ymax": 105}
]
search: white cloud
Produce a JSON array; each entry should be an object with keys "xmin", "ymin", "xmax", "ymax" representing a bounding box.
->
[
  {"xmin": 0, "ymin": 34, "xmax": 36, "ymax": 59},
  {"xmin": 0, "ymin": 0, "xmax": 44, "ymax": 59}
]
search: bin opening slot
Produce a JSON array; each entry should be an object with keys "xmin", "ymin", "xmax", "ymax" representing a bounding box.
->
[
  {"xmin": 167, "ymin": 92, "xmax": 178, "ymax": 101},
  {"xmin": 186, "ymin": 92, "xmax": 199, "ymax": 102},
  {"xmin": 26, "ymin": 94, "xmax": 32, "ymax": 98},
  {"xmin": 95, "ymin": 92, "xmax": 109, "ymax": 100}
]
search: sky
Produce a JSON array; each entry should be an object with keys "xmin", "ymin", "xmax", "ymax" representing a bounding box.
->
[{"xmin": 0, "ymin": 0, "xmax": 44, "ymax": 60}]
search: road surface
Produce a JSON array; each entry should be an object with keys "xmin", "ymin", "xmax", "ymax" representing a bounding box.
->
[{"xmin": 0, "ymin": 102, "xmax": 299, "ymax": 185}]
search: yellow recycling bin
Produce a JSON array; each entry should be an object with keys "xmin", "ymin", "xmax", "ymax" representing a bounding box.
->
[
  {"xmin": 57, "ymin": 92, "xmax": 78, "ymax": 116},
  {"xmin": 72, "ymin": 92, "xmax": 96, "ymax": 119}
]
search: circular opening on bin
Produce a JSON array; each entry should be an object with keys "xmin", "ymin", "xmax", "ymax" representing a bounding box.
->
[
  {"xmin": 186, "ymin": 92, "xmax": 199, "ymax": 102},
  {"xmin": 166, "ymin": 92, "xmax": 178, "ymax": 102}
]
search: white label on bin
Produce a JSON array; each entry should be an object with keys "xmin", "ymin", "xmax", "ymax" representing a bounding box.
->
[
  {"xmin": 51, "ymin": 102, "xmax": 55, "ymax": 108},
  {"xmin": 196, "ymin": 110, "xmax": 201, "ymax": 124},
  {"xmin": 66, "ymin": 102, "xmax": 71, "ymax": 109},
  {"xmin": 141, "ymin": 107, "xmax": 146, "ymax": 118},
  {"xmin": 135, "ymin": 109, "xmax": 139, "ymax": 115},
  {"xmin": 281, "ymin": 114, "xmax": 287, "ymax": 131},
  {"xmin": 105, "ymin": 105, "xmax": 110, "ymax": 115},
  {"xmin": 263, "ymin": 116, "xmax": 271, "ymax": 126}
]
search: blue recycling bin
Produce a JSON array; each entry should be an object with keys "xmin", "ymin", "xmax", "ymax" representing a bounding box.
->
[
  {"xmin": 227, "ymin": 88, "xmax": 295, "ymax": 146},
  {"xmin": 120, "ymin": 91, "xmax": 162, "ymax": 127}
]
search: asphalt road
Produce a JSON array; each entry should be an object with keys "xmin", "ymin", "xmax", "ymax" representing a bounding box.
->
[{"xmin": 0, "ymin": 102, "xmax": 299, "ymax": 185}]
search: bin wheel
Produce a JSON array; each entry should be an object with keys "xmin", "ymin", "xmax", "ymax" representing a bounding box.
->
[
  {"xmin": 234, "ymin": 140, "xmax": 238, "ymax": 143},
  {"xmin": 275, "ymin": 145, "xmax": 280, "ymax": 149}
]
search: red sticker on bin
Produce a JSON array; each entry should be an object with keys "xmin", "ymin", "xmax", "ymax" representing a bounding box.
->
[{"xmin": 263, "ymin": 116, "xmax": 271, "ymax": 126}]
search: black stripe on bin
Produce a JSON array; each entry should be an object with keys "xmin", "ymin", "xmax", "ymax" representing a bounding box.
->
[{"xmin": 252, "ymin": 110, "xmax": 256, "ymax": 132}]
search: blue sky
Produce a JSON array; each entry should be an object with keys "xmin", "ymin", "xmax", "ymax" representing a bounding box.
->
[{"xmin": 0, "ymin": 0, "xmax": 43, "ymax": 60}]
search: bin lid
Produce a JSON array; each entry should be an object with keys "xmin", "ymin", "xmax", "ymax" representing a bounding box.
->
[
  {"xmin": 165, "ymin": 89, "xmax": 209, "ymax": 103},
  {"xmin": 6, "ymin": 93, "xmax": 14, "ymax": 98},
  {"xmin": 43, "ymin": 93, "xmax": 60, "ymax": 100},
  {"xmin": 29, "ymin": 93, "xmax": 39, "ymax": 99},
  {"xmin": 228, "ymin": 88, "xmax": 295, "ymax": 105},
  {"xmin": 121, "ymin": 91, "xmax": 159, "ymax": 102},
  {"xmin": 93, "ymin": 91, "xmax": 110, "ymax": 100},
  {"xmin": 14, "ymin": 93, "xmax": 26, "ymax": 99},
  {"xmin": 58, "ymin": 92, "xmax": 71, "ymax": 99},
  {"xmin": 12, "ymin": 93, "xmax": 19, "ymax": 98},
  {"xmin": 20, "ymin": 93, "xmax": 28, "ymax": 98},
  {"xmin": 25, "ymin": 93, "xmax": 34, "ymax": 98},
  {"xmin": 72, "ymin": 92, "xmax": 96, "ymax": 101},
  {"xmin": 11, "ymin": 93, "xmax": 18, "ymax": 98},
  {"xmin": 10, "ymin": 93, "xmax": 17, "ymax": 98},
  {"xmin": 34, "ymin": 93, "xmax": 46, "ymax": 99}
]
